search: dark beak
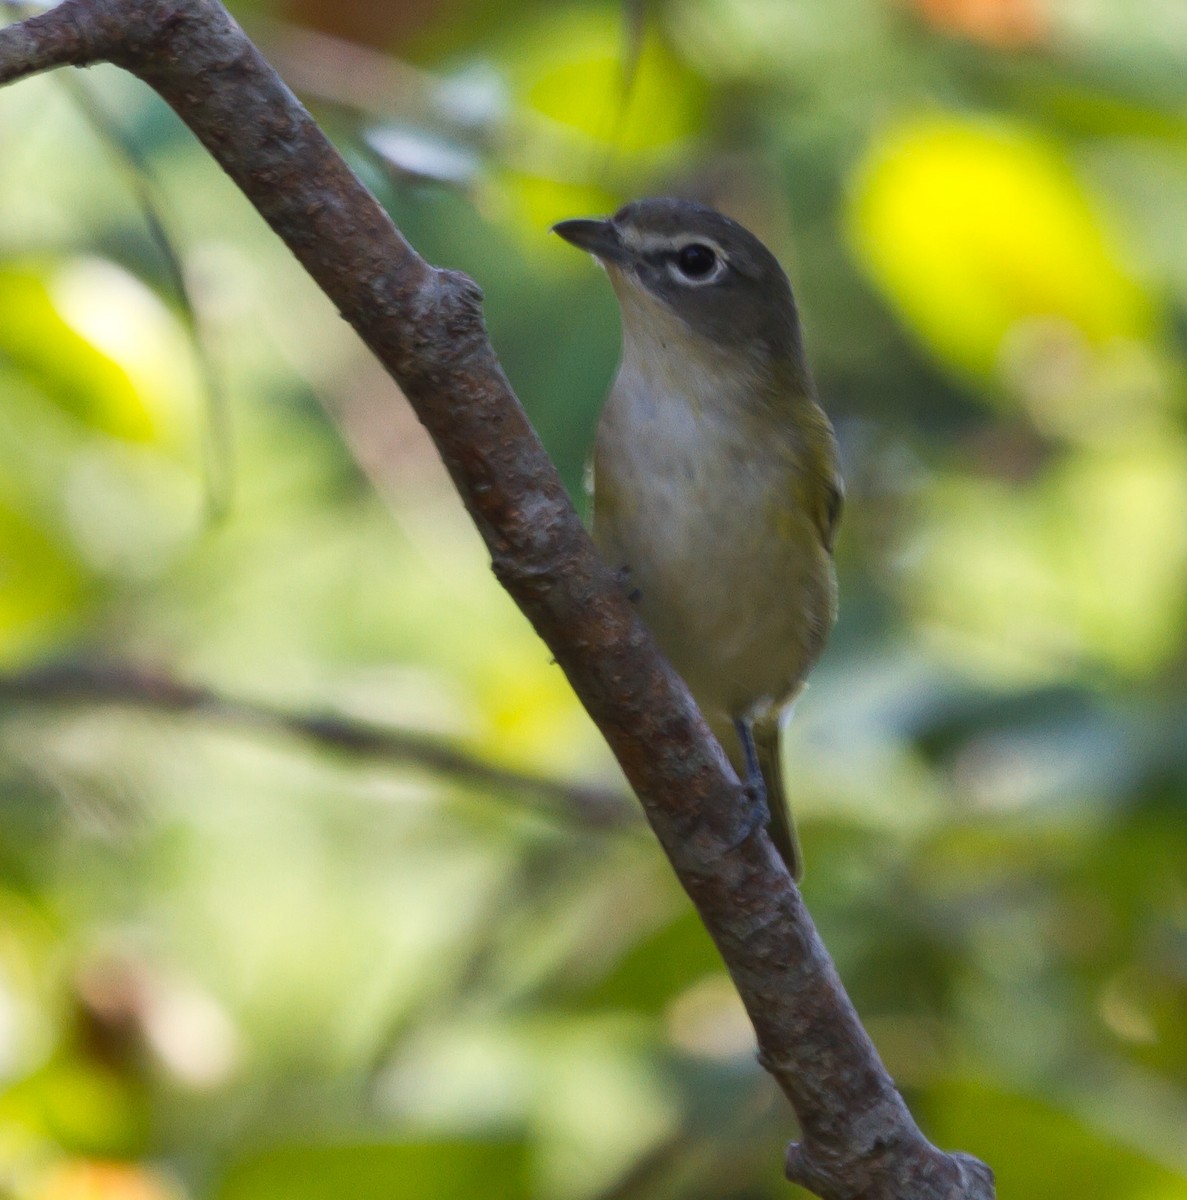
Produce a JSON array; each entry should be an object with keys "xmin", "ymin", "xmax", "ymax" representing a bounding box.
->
[{"xmin": 551, "ymin": 217, "xmax": 627, "ymax": 264}]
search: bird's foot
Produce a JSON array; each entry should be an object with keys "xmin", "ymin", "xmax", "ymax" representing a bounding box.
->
[
  {"xmin": 730, "ymin": 716, "xmax": 776, "ymax": 850},
  {"xmin": 718, "ymin": 783, "xmax": 771, "ymax": 857},
  {"xmin": 614, "ymin": 563, "xmax": 642, "ymax": 604}
]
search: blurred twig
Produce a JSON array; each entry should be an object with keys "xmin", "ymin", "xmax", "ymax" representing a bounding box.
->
[
  {"xmin": 0, "ymin": 661, "xmax": 631, "ymax": 826},
  {"xmin": 0, "ymin": 6, "xmax": 994, "ymax": 1198},
  {"xmin": 256, "ymin": 19, "xmax": 446, "ymax": 128},
  {"xmin": 62, "ymin": 74, "xmax": 235, "ymax": 519},
  {"xmin": 257, "ymin": 19, "xmax": 638, "ymax": 193},
  {"xmin": 1, "ymin": 0, "xmax": 233, "ymax": 518}
]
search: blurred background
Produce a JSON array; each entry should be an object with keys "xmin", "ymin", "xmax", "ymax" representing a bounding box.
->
[{"xmin": 1, "ymin": 0, "xmax": 1186, "ymax": 1196}]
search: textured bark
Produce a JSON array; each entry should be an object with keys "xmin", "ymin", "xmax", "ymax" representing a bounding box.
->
[{"xmin": 0, "ymin": 5, "xmax": 994, "ymax": 1197}]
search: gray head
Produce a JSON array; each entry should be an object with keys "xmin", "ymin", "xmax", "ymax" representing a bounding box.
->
[{"xmin": 553, "ymin": 197, "xmax": 807, "ymax": 376}]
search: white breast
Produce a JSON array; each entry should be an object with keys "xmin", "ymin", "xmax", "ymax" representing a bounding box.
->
[{"xmin": 592, "ymin": 293, "xmax": 834, "ymax": 722}]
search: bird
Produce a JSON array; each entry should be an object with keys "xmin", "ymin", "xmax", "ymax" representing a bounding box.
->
[{"xmin": 553, "ymin": 197, "xmax": 842, "ymax": 880}]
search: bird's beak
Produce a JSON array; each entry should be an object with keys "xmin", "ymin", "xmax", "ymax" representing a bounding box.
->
[{"xmin": 551, "ymin": 217, "xmax": 628, "ymax": 265}]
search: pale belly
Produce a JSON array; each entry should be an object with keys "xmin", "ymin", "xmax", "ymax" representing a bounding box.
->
[{"xmin": 592, "ymin": 382, "xmax": 836, "ymax": 723}]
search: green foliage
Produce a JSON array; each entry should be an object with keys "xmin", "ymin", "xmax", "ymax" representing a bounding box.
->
[
  {"xmin": 923, "ymin": 1083, "xmax": 1187, "ymax": 1200},
  {"xmin": 218, "ymin": 1140, "xmax": 530, "ymax": 1200},
  {"xmin": 0, "ymin": 264, "xmax": 152, "ymax": 441}
]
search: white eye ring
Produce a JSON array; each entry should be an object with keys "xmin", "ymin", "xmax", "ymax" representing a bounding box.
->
[{"xmin": 669, "ymin": 241, "xmax": 727, "ymax": 286}]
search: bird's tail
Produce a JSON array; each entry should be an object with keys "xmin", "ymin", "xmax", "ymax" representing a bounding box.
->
[{"xmin": 752, "ymin": 711, "xmax": 803, "ymax": 882}]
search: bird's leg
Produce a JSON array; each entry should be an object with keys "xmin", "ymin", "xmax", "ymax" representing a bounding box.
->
[
  {"xmin": 735, "ymin": 717, "xmax": 766, "ymax": 804},
  {"xmin": 730, "ymin": 716, "xmax": 772, "ymax": 848}
]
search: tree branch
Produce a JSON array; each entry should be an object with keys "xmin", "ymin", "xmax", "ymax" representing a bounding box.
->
[
  {"xmin": 0, "ymin": 4, "xmax": 994, "ymax": 1196},
  {"xmin": 0, "ymin": 661, "xmax": 633, "ymax": 826}
]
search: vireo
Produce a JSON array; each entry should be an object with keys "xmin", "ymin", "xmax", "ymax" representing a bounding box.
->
[{"xmin": 554, "ymin": 197, "xmax": 842, "ymax": 880}]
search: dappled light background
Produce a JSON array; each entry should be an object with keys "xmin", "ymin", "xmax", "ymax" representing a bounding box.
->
[{"xmin": 1, "ymin": 0, "xmax": 1186, "ymax": 1197}]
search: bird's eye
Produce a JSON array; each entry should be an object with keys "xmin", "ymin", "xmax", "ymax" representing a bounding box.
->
[{"xmin": 675, "ymin": 243, "xmax": 717, "ymax": 280}]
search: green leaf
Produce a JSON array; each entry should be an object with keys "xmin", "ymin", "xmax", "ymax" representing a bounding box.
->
[
  {"xmin": 921, "ymin": 1081, "xmax": 1187, "ymax": 1199},
  {"xmin": 0, "ymin": 499, "xmax": 88, "ymax": 661},
  {"xmin": 0, "ymin": 263, "xmax": 153, "ymax": 441},
  {"xmin": 0, "ymin": 1061, "xmax": 150, "ymax": 1158},
  {"xmin": 217, "ymin": 1139, "xmax": 531, "ymax": 1200},
  {"xmin": 573, "ymin": 910, "xmax": 725, "ymax": 1015}
]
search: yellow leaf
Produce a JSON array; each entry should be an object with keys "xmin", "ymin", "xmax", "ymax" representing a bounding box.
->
[{"xmin": 847, "ymin": 115, "xmax": 1153, "ymax": 381}]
